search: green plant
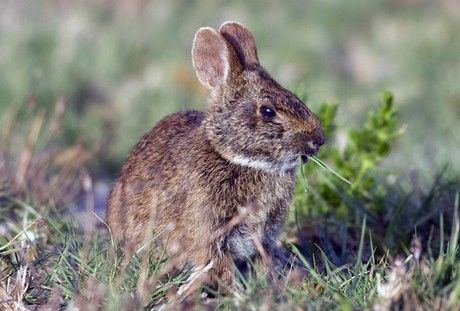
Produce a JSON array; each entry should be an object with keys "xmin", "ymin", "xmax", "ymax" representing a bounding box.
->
[{"xmin": 294, "ymin": 90, "xmax": 402, "ymax": 217}]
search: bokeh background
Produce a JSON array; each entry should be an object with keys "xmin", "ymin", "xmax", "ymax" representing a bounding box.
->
[{"xmin": 1, "ymin": 0, "xmax": 459, "ymax": 179}]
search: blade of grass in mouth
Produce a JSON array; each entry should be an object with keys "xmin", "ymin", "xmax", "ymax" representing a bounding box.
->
[{"xmin": 309, "ymin": 156, "xmax": 352, "ymax": 185}]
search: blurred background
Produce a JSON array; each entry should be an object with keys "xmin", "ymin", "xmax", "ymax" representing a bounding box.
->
[{"xmin": 1, "ymin": 0, "xmax": 459, "ymax": 180}]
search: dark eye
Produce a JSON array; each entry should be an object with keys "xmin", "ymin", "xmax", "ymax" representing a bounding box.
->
[{"xmin": 260, "ymin": 105, "xmax": 276, "ymax": 118}]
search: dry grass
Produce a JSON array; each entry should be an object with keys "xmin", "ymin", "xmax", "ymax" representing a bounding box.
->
[{"xmin": 0, "ymin": 98, "xmax": 90, "ymax": 211}]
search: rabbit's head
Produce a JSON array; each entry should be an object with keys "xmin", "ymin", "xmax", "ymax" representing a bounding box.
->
[{"xmin": 192, "ymin": 22, "xmax": 325, "ymax": 174}]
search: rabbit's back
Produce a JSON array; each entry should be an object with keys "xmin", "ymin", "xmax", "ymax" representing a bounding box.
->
[{"xmin": 106, "ymin": 110, "xmax": 208, "ymax": 244}]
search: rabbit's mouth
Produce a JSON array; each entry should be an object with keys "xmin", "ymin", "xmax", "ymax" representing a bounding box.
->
[
  {"xmin": 300, "ymin": 155, "xmax": 309, "ymax": 164},
  {"xmin": 300, "ymin": 141, "xmax": 321, "ymax": 163}
]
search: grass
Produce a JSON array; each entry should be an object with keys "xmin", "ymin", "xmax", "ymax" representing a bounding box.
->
[
  {"xmin": 0, "ymin": 189, "xmax": 458, "ymax": 309},
  {"xmin": 0, "ymin": 97, "xmax": 459, "ymax": 309},
  {"xmin": 310, "ymin": 156, "xmax": 352, "ymax": 186}
]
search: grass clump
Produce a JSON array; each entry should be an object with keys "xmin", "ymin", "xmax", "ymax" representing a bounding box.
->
[{"xmin": 1, "ymin": 195, "xmax": 458, "ymax": 309}]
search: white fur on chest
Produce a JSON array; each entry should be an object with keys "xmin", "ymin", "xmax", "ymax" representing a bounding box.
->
[
  {"xmin": 226, "ymin": 200, "xmax": 284, "ymax": 260},
  {"xmin": 225, "ymin": 165, "xmax": 296, "ymax": 260},
  {"xmin": 227, "ymin": 225, "xmax": 258, "ymax": 260}
]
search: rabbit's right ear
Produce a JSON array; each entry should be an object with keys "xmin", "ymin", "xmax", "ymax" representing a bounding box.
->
[
  {"xmin": 219, "ymin": 22, "xmax": 259, "ymax": 68},
  {"xmin": 192, "ymin": 27, "xmax": 242, "ymax": 89}
]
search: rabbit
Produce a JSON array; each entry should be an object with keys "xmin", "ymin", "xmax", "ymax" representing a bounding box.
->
[{"xmin": 106, "ymin": 21, "xmax": 325, "ymax": 294}]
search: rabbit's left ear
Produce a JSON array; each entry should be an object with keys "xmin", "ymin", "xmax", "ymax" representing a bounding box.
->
[
  {"xmin": 192, "ymin": 27, "xmax": 242, "ymax": 89},
  {"xmin": 219, "ymin": 21, "xmax": 259, "ymax": 68}
]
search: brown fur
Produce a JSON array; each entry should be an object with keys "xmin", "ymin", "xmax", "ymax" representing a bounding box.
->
[{"xmin": 106, "ymin": 21, "xmax": 325, "ymax": 292}]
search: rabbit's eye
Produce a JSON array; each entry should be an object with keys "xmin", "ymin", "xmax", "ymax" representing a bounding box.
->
[{"xmin": 260, "ymin": 106, "xmax": 276, "ymax": 118}]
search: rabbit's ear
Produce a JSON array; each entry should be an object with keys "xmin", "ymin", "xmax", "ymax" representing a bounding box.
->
[
  {"xmin": 192, "ymin": 27, "xmax": 242, "ymax": 89},
  {"xmin": 219, "ymin": 22, "xmax": 259, "ymax": 68}
]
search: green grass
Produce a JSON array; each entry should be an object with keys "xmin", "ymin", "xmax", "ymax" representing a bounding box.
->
[{"xmin": 0, "ymin": 188, "xmax": 458, "ymax": 309}]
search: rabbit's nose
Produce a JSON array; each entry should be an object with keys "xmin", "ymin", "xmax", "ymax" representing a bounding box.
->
[
  {"xmin": 312, "ymin": 127, "xmax": 325, "ymax": 146},
  {"xmin": 300, "ymin": 127, "xmax": 325, "ymax": 158},
  {"xmin": 306, "ymin": 141, "xmax": 320, "ymax": 154}
]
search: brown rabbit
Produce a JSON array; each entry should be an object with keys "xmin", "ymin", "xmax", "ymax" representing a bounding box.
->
[{"xmin": 106, "ymin": 21, "xmax": 325, "ymax": 293}]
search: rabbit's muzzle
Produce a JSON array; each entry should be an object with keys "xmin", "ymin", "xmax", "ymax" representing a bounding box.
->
[{"xmin": 298, "ymin": 126, "xmax": 325, "ymax": 163}]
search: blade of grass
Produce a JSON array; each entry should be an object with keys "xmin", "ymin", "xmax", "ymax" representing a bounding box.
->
[
  {"xmin": 439, "ymin": 212, "xmax": 444, "ymax": 258},
  {"xmin": 310, "ymin": 156, "xmax": 352, "ymax": 185},
  {"xmin": 300, "ymin": 163, "xmax": 310, "ymax": 192},
  {"xmin": 355, "ymin": 215, "xmax": 367, "ymax": 268},
  {"xmin": 447, "ymin": 192, "xmax": 459, "ymax": 264}
]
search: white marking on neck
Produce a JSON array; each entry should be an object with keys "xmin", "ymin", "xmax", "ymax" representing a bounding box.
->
[
  {"xmin": 232, "ymin": 155, "xmax": 273, "ymax": 171},
  {"xmin": 231, "ymin": 155, "xmax": 298, "ymax": 174}
]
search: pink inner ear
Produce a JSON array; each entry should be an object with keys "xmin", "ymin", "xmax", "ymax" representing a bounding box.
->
[{"xmin": 192, "ymin": 28, "xmax": 230, "ymax": 89}]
